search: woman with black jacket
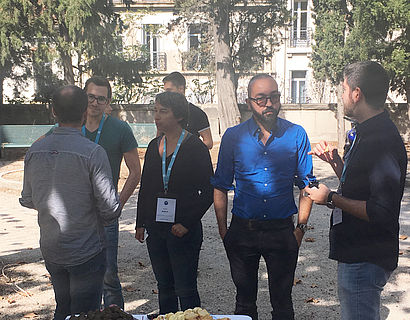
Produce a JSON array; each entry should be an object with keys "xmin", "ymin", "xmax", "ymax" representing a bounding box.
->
[{"xmin": 135, "ymin": 91, "xmax": 213, "ymax": 314}]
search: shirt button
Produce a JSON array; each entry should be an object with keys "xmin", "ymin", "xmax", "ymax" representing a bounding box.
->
[
  {"xmin": 263, "ymin": 215, "xmax": 267, "ymax": 218},
  {"xmin": 264, "ymin": 152, "xmax": 267, "ymax": 155},
  {"xmin": 264, "ymin": 199, "xmax": 267, "ymax": 203},
  {"xmin": 264, "ymin": 183, "xmax": 267, "ymax": 187},
  {"xmin": 264, "ymin": 168, "xmax": 267, "ymax": 171}
]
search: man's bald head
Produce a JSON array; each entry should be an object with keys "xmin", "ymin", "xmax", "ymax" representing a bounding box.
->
[
  {"xmin": 52, "ymin": 85, "xmax": 88, "ymax": 124},
  {"xmin": 247, "ymin": 74, "xmax": 277, "ymax": 97}
]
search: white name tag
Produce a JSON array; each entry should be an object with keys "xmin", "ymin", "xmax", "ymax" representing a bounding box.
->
[
  {"xmin": 332, "ymin": 208, "xmax": 343, "ymax": 225},
  {"xmin": 156, "ymin": 197, "xmax": 176, "ymax": 223}
]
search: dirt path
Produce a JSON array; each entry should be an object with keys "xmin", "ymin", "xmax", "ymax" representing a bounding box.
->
[{"xmin": 0, "ymin": 151, "xmax": 409, "ymax": 320}]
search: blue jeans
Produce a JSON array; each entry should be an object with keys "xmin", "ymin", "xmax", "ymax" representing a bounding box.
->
[
  {"xmin": 146, "ymin": 222, "xmax": 203, "ymax": 314},
  {"xmin": 103, "ymin": 221, "xmax": 124, "ymax": 308},
  {"xmin": 45, "ymin": 250, "xmax": 106, "ymax": 320},
  {"xmin": 338, "ymin": 262, "xmax": 392, "ymax": 320}
]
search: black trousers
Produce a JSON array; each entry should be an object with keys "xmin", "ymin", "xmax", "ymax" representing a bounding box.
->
[{"xmin": 223, "ymin": 215, "xmax": 299, "ymax": 320}]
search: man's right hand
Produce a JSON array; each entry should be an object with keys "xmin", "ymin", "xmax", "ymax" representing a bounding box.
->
[
  {"xmin": 308, "ymin": 140, "xmax": 338, "ymax": 163},
  {"xmin": 219, "ymin": 227, "xmax": 228, "ymax": 240},
  {"xmin": 135, "ymin": 227, "xmax": 145, "ymax": 243}
]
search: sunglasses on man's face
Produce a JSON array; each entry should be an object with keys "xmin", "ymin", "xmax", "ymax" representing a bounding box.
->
[
  {"xmin": 87, "ymin": 94, "xmax": 109, "ymax": 105},
  {"xmin": 249, "ymin": 92, "xmax": 281, "ymax": 107}
]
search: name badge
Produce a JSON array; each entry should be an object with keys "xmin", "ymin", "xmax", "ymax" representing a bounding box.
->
[
  {"xmin": 332, "ymin": 208, "xmax": 343, "ymax": 225},
  {"xmin": 156, "ymin": 193, "xmax": 177, "ymax": 223}
]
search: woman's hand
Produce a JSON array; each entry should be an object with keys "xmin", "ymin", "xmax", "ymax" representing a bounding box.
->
[
  {"xmin": 171, "ymin": 223, "xmax": 189, "ymax": 238},
  {"xmin": 135, "ymin": 227, "xmax": 145, "ymax": 243}
]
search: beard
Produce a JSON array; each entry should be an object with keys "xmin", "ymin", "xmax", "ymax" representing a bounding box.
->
[{"xmin": 252, "ymin": 104, "xmax": 281, "ymax": 132}]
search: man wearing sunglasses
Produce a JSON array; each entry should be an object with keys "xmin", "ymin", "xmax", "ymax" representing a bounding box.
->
[{"xmin": 212, "ymin": 74, "xmax": 314, "ymax": 320}]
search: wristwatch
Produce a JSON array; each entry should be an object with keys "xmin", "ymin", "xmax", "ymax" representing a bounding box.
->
[
  {"xmin": 296, "ymin": 223, "xmax": 308, "ymax": 234},
  {"xmin": 326, "ymin": 191, "xmax": 337, "ymax": 209}
]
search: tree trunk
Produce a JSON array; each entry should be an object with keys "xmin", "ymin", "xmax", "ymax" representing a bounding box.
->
[
  {"xmin": 336, "ymin": 83, "xmax": 345, "ymax": 151},
  {"xmin": 0, "ymin": 72, "xmax": 4, "ymax": 105},
  {"xmin": 59, "ymin": 24, "xmax": 75, "ymax": 85},
  {"xmin": 212, "ymin": 1, "xmax": 241, "ymax": 135},
  {"xmin": 405, "ymin": 77, "xmax": 410, "ymax": 122},
  {"xmin": 60, "ymin": 50, "xmax": 75, "ymax": 85}
]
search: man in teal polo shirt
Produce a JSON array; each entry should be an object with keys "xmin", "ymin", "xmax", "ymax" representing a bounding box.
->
[{"xmin": 82, "ymin": 76, "xmax": 141, "ymax": 309}]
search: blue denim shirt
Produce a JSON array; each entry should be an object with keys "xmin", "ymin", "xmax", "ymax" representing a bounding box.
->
[
  {"xmin": 211, "ymin": 117, "xmax": 313, "ymax": 220},
  {"xmin": 20, "ymin": 127, "xmax": 121, "ymax": 266}
]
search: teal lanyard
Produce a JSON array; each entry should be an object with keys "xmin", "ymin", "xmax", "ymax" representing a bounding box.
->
[
  {"xmin": 162, "ymin": 129, "xmax": 186, "ymax": 193},
  {"xmin": 82, "ymin": 113, "xmax": 106, "ymax": 144},
  {"xmin": 340, "ymin": 134, "xmax": 358, "ymax": 183}
]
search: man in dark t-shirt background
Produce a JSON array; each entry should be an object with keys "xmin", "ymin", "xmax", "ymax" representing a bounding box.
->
[{"xmin": 162, "ymin": 72, "xmax": 213, "ymax": 149}]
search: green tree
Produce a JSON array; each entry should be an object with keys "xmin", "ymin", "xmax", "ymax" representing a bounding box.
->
[
  {"xmin": 311, "ymin": 0, "xmax": 410, "ymax": 146},
  {"xmin": 173, "ymin": 0, "xmax": 288, "ymax": 132},
  {"xmin": 1, "ymin": 0, "xmax": 148, "ymax": 103},
  {"xmin": 0, "ymin": 0, "xmax": 38, "ymax": 103},
  {"xmin": 31, "ymin": 0, "xmax": 125, "ymax": 85}
]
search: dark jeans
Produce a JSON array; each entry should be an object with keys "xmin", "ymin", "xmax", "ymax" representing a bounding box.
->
[
  {"xmin": 45, "ymin": 250, "xmax": 106, "ymax": 320},
  {"xmin": 146, "ymin": 222, "xmax": 203, "ymax": 314},
  {"xmin": 224, "ymin": 215, "xmax": 299, "ymax": 320},
  {"xmin": 103, "ymin": 221, "xmax": 124, "ymax": 308}
]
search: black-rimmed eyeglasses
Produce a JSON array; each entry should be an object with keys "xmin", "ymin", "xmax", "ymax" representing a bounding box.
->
[
  {"xmin": 87, "ymin": 94, "xmax": 109, "ymax": 105},
  {"xmin": 249, "ymin": 92, "xmax": 281, "ymax": 107}
]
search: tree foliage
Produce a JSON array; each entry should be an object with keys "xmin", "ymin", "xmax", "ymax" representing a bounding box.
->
[
  {"xmin": 172, "ymin": 0, "xmax": 288, "ymax": 132},
  {"xmin": 311, "ymin": 0, "xmax": 410, "ymax": 103},
  {"xmin": 174, "ymin": 0, "xmax": 288, "ymax": 81},
  {"xmin": 0, "ymin": 0, "xmax": 39, "ymax": 103},
  {"xmin": 0, "ymin": 0, "xmax": 149, "ymax": 103}
]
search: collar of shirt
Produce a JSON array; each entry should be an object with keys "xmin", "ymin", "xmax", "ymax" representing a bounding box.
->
[
  {"xmin": 355, "ymin": 109, "xmax": 389, "ymax": 137},
  {"xmin": 248, "ymin": 116, "xmax": 280, "ymax": 145},
  {"xmin": 53, "ymin": 126, "xmax": 83, "ymax": 136}
]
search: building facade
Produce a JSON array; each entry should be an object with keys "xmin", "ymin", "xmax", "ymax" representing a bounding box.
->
[{"xmin": 111, "ymin": 0, "xmax": 338, "ymax": 105}]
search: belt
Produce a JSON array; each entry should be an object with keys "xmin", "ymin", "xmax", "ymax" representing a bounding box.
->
[{"xmin": 231, "ymin": 214, "xmax": 294, "ymax": 231}]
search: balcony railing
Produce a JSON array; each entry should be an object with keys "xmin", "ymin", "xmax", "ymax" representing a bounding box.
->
[{"xmin": 289, "ymin": 27, "xmax": 312, "ymax": 48}]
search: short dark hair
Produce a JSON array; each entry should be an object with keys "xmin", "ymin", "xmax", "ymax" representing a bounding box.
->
[
  {"xmin": 52, "ymin": 85, "xmax": 88, "ymax": 124},
  {"xmin": 84, "ymin": 76, "xmax": 112, "ymax": 99},
  {"xmin": 163, "ymin": 71, "xmax": 186, "ymax": 89},
  {"xmin": 247, "ymin": 74, "xmax": 275, "ymax": 96},
  {"xmin": 344, "ymin": 61, "xmax": 389, "ymax": 109},
  {"xmin": 155, "ymin": 91, "xmax": 189, "ymax": 129}
]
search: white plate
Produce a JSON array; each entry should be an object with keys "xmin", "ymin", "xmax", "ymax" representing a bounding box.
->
[
  {"xmin": 213, "ymin": 316, "xmax": 251, "ymax": 320},
  {"xmin": 67, "ymin": 314, "xmax": 251, "ymax": 320},
  {"xmin": 133, "ymin": 315, "xmax": 251, "ymax": 320}
]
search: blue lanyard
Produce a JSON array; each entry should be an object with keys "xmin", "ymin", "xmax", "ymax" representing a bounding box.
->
[
  {"xmin": 82, "ymin": 113, "xmax": 106, "ymax": 144},
  {"xmin": 340, "ymin": 134, "xmax": 358, "ymax": 183},
  {"xmin": 162, "ymin": 129, "xmax": 186, "ymax": 193}
]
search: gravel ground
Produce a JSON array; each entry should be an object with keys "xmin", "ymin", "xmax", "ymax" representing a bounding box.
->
[{"xmin": 0, "ymin": 149, "xmax": 409, "ymax": 320}]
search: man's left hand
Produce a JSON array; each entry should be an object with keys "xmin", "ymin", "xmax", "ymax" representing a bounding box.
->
[
  {"xmin": 305, "ymin": 183, "xmax": 331, "ymax": 205},
  {"xmin": 171, "ymin": 223, "xmax": 189, "ymax": 238}
]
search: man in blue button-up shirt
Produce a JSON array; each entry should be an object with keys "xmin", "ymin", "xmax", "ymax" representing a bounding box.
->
[{"xmin": 212, "ymin": 74, "xmax": 314, "ymax": 320}]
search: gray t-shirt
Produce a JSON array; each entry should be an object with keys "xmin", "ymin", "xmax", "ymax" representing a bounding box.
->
[{"xmin": 20, "ymin": 127, "xmax": 121, "ymax": 266}]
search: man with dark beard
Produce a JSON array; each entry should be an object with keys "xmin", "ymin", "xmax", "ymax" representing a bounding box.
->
[
  {"xmin": 306, "ymin": 61, "xmax": 407, "ymax": 320},
  {"xmin": 212, "ymin": 74, "xmax": 314, "ymax": 320}
]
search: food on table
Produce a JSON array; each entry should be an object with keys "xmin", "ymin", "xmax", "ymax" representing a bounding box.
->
[{"xmin": 153, "ymin": 307, "xmax": 228, "ymax": 320}]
